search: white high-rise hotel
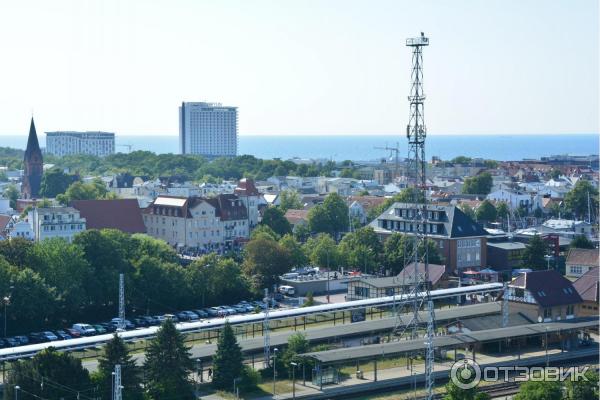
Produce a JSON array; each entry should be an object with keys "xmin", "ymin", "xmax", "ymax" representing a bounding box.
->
[
  {"xmin": 45, "ymin": 131, "xmax": 115, "ymax": 157},
  {"xmin": 179, "ymin": 102, "xmax": 238, "ymax": 157}
]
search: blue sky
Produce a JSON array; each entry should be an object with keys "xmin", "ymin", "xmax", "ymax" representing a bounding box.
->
[{"xmin": 0, "ymin": 0, "xmax": 597, "ymax": 136}]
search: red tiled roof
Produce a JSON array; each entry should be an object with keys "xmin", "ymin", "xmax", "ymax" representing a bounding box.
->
[
  {"xmin": 573, "ymin": 267, "xmax": 599, "ymax": 303},
  {"xmin": 71, "ymin": 199, "xmax": 146, "ymax": 234},
  {"xmin": 284, "ymin": 209, "xmax": 309, "ymax": 225},
  {"xmin": 0, "ymin": 215, "xmax": 11, "ymax": 230},
  {"xmin": 234, "ymin": 178, "xmax": 260, "ymax": 196},
  {"xmin": 347, "ymin": 196, "xmax": 387, "ymax": 211},
  {"xmin": 566, "ymin": 248, "xmax": 600, "ymax": 268},
  {"xmin": 399, "ymin": 263, "xmax": 446, "ymax": 286}
]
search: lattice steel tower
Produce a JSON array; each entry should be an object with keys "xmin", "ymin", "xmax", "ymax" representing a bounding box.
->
[{"xmin": 393, "ymin": 32, "xmax": 436, "ymax": 400}]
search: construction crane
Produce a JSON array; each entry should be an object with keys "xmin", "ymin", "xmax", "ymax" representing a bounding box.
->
[
  {"xmin": 374, "ymin": 143, "xmax": 401, "ymax": 179},
  {"xmin": 117, "ymin": 144, "xmax": 133, "ymax": 153}
]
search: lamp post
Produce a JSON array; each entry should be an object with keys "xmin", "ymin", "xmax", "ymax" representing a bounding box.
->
[
  {"xmin": 15, "ymin": 386, "xmax": 20, "ymax": 400},
  {"xmin": 544, "ymin": 255, "xmax": 552, "ymax": 270},
  {"xmin": 3, "ymin": 295, "xmax": 9, "ymax": 338},
  {"xmin": 545, "ymin": 327, "xmax": 549, "ymax": 367},
  {"xmin": 273, "ymin": 348, "xmax": 279, "ymax": 398},
  {"xmin": 290, "ymin": 362, "xmax": 298, "ymax": 399}
]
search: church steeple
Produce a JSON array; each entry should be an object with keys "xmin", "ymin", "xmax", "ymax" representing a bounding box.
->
[
  {"xmin": 26, "ymin": 117, "xmax": 40, "ymax": 154},
  {"xmin": 22, "ymin": 117, "xmax": 43, "ymax": 199}
]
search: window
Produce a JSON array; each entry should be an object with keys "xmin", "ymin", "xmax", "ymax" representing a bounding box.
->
[
  {"xmin": 566, "ymin": 305, "xmax": 574, "ymax": 315},
  {"xmin": 354, "ymin": 286, "xmax": 370, "ymax": 297},
  {"xmin": 385, "ymin": 288, "xmax": 395, "ymax": 296},
  {"xmin": 543, "ymin": 308, "xmax": 552, "ymax": 319}
]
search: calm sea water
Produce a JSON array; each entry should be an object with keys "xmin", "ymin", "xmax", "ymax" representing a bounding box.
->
[{"xmin": 0, "ymin": 134, "xmax": 597, "ymax": 161}]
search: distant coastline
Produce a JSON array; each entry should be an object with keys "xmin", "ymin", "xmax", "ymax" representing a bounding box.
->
[{"xmin": 0, "ymin": 133, "xmax": 598, "ymax": 162}]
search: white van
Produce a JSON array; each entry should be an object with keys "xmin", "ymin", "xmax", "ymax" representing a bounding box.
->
[
  {"xmin": 278, "ymin": 285, "xmax": 296, "ymax": 295},
  {"xmin": 72, "ymin": 323, "xmax": 96, "ymax": 336}
]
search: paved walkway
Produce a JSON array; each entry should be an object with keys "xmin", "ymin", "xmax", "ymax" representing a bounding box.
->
[{"xmin": 199, "ymin": 345, "xmax": 599, "ymax": 399}]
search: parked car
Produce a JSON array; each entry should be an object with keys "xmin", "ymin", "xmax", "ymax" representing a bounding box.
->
[
  {"xmin": 232, "ymin": 305, "xmax": 247, "ymax": 313},
  {"xmin": 4, "ymin": 337, "xmax": 20, "ymax": 347},
  {"xmin": 28, "ymin": 333, "xmax": 48, "ymax": 343},
  {"xmin": 193, "ymin": 309, "xmax": 209, "ymax": 319},
  {"xmin": 153, "ymin": 315, "xmax": 167, "ymax": 324},
  {"xmin": 237, "ymin": 303, "xmax": 255, "ymax": 312},
  {"xmin": 110, "ymin": 318, "xmax": 135, "ymax": 330},
  {"xmin": 207, "ymin": 308, "xmax": 220, "ymax": 317},
  {"xmin": 140, "ymin": 316, "xmax": 158, "ymax": 326},
  {"xmin": 93, "ymin": 324, "xmax": 107, "ymax": 334},
  {"xmin": 132, "ymin": 318, "xmax": 148, "ymax": 327},
  {"xmin": 176, "ymin": 311, "xmax": 198, "ymax": 321},
  {"xmin": 55, "ymin": 330, "xmax": 72, "ymax": 340},
  {"xmin": 0, "ymin": 339, "xmax": 6, "ymax": 348},
  {"xmin": 14, "ymin": 335, "xmax": 29, "ymax": 345},
  {"xmin": 183, "ymin": 311, "xmax": 200, "ymax": 320},
  {"xmin": 99, "ymin": 322, "xmax": 117, "ymax": 333},
  {"xmin": 42, "ymin": 331, "xmax": 59, "ymax": 341},
  {"xmin": 71, "ymin": 323, "xmax": 97, "ymax": 336},
  {"xmin": 65, "ymin": 328, "xmax": 81, "ymax": 338},
  {"xmin": 163, "ymin": 314, "xmax": 179, "ymax": 322},
  {"xmin": 223, "ymin": 306, "xmax": 237, "ymax": 315}
]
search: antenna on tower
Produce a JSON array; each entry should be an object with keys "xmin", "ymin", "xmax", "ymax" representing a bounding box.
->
[
  {"xmin": 263, "ymin": 288, "xmax": 271, "ymax": 368},
  {"xmin": 113, "ymin": 364, "xmax": 122, "ymax": 400},
  {"xmin": 392, "ymin": 32, "xmax": 436, "ymax": 400},
  {"xmin": 118, "ymin": 273, "xmax": 125, "ymax": 331}
]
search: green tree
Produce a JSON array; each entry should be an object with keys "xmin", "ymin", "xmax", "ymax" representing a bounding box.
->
[
  {"xmin": 144, "ymin": 319, "xmax": 195, "ymax": 399},
  {"xmin": 522, "ymin": 235, "xmax": 548, "ymax": 270},
  {"xmin": 6, "ymin": 348, "xmax": 92, "ymax": 400},
  {"xmin": 475, "ymin": 200, "xmax": 497, "ymax": 223},
  {"xmin": 3, "ymin": 184, "xmax": 19, "ymax": 209},
  {"xmin": 514, "ymin": 379, "xmax": 563, "ymax": 400},
  {"xmin": 307, "ymin": 193, "xmax": 349, "ymax": 238},
  {"xmin": 56, "ymin": 177, "xmax": 111, "ymax": 204},
  {"xmin": 496, "ymin": 201, "xmax": 509, "ymax": 221},
  {"xmin": 462, "ymin": 172, "xmax": 493, "ymax": 195},
  {"xmin": 450, "ymin": 156, "xmax": 472, "ymax": 164},
  {"xmin": 339, "ymin": 227, "xmax": 383, "ymax": 256},
  {"xmin": 459, "ymin": 204, "xmax": 476, "ymax": 220},
  {"xmin": 40, "ymin": 168, "xmax": 79, "ymax": 197},
  {"xmin": 293, "ymin": 222, "xmax": 311, "ymax": 242},
  {"xmin": 0, "ymin": 237, "xmax": 34, "ymax": 267},
  {"xmin": 533, "ymin": 206, "xmax": 543, "ymax": 218},
  {"xmin": 444, "ymin": 379, "xmax": 490, "ymax": 400},
  {"xmin": 250, "ymin": 224, "xmax": 280, "ymax": 241},
  {"xmin": 279, "ymin": 234, "xmax": 308, "ymax": 268},
  {"xmin": 243, "ymin": 236, "xmax": 293, "ymax": 291},
  {"xmin": 383, "ymin": 233, "xmax": 443, "ymax": 274},
  {"xmin": 570, "ymin": 235, "xmax": 595, "ymax": 249},
  {"xmin": 564, "ymin": 179, "xmax": 598, "ymax": 220},
  {"xmin": 305, "ymin": 233, "xmax": 341, "ymax": 269},
  {"xmin": 566, "ymin": 369, "xmax": 599, "ymax": 400},
  {"xmin": 308, "ymin": 204, "xmax": 331, "ymax": 235},
  {"xmin": 279, "ymin": 333, "xmax": 309, "ymax": 378},
  {"xmin": 261, "ymin": 207, "xmax": 292, "ymax": 237},
  {"xmin": 212, "ymin": 321, "xmax": 244, "ymax": 391},
  {"xmin": 279, "ymin": 189, "xmax": 302, "ymax": 212},
  {"xmin": 95, "ymin": 334, "xmax": 143, "ymax": 400}
]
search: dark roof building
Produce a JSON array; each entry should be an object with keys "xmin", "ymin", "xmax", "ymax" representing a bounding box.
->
[
  {"xmin": 572, "ymin": 267, "xmax": 599, "ymax": 316},
  {"xmin": 565, "ymin": 248, "xmax": 600, "ymax": 278},
  {"xmin": 506, "ymin": 270, "xmax": 582, "ymax": 323},
  {"xmin": 21, "ymin": 118, "xmax": 43, "ymax": 199},
  {"xmin": 71, "ymin": 199, "xmax": 146, "ymax": 233},
  {"xmin": 370, "ymin": 203, "xmax": 488, "ymax": 273},
  {"xmin": 397, "ymin": 262, "xmax": 447, "ymax": 287}
]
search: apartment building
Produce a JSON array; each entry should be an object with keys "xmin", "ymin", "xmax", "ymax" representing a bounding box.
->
[
  {"xmin": 46, "ymin": 131, "xmax": 115, "ymax": 157},
  {"xmin": 179, "ymin": 102, "xmax": 238, "ymax": 157},
  {"xmin": 143, "ymin": 194, "xmax": 249, "ymax": 251},
  {"xmin": 27, "ymin": 207, "xmax": 86, "ymax": 242},
  {"xmin": 370, "ymin": 203, "xmax": 488, "ymax": 272}
]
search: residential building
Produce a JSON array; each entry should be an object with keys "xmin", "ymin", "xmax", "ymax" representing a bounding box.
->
[
  {"xmin": 8, "ymin": 220, "xmax": 34, "ymax": 240},
  {"xmin": 565, "ymin": 248, "xmax": 600, "ymax": 278},
  {"xmin": 22, "ymin": 118, "xmax": 43, "ymax": 199},
  {"xmin": 143, "ymin": 194, "xmax": 248, "ymax": 251},
  {"xmin": 346, "ymin": 196, "xmax": 387, "ymax": 225},
  {"xmin": 179, "ymin": 102, "xmax": 237, "ymax": 157},
  {"xmin": 234, "ymin": 178, "xmax": 262, "ymax": 228},
  {"xmin": 45, "ymin": 131, "xmax": 115, "ymax": 157},
  {"xmin": 27, "ymin": 207, "xmax": 86, "ymax": 242},
  {"xmin": 505, "ymin": 270, "xmax": 581, "ymax": 323},
  {"xmin": 71, "ymin": 199, "xmax": 146, "ymax": 234},
  {"xmin": 572, "ymin": 267, "xmax": 599, "ymax": 317},
  {"xmin": 370, "ymin": 203, "xmax": 488, "ymax": 273},
  {"xmin": 284, "ymin": 209, "xmax": 309, "ymax": 233},
  {"xmin": 486, "ymin": 188, "xmax": 542, "ymax": 212},
  {"xmin": 347, "ymin": 264, "xmax": 446, "ymax": 300},
  {"xmin": 486, "ymin": 241, "xmax": 527, "ymax": 271}
]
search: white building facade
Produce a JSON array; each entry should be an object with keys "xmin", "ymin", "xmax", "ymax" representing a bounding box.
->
[
  {"xmin": 143, "ymin": 194, "xmax": 249, "ymax": 251},
  {"xmin": 27, "ymin": 207, "xmax": 86, "ymax": 242},
  {"xmin": 45, "ymin": 131, "xmax": 115, "ymax": 157},
  {"xmin": 179, "ymin": 102, "xmax": 238, "ymax": 157}
]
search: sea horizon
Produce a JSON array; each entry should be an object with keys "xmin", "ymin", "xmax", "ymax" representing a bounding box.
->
[{"xmin": 1, "ymin": 133, "xmax": 598, "ymax": 162}]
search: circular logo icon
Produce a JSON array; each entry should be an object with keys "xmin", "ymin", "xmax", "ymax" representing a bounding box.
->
[{"xmin": 450, "ymin": 358, "xmax": 481, "ymax": 389}]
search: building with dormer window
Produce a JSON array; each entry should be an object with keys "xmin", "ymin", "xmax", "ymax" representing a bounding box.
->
[
  {"xmin": 369, "ymin": 203, "xmax": 488, "ymax": 272},
  {"xmin": 505, "ymin": 270, "xmax": 582, "ymax": 323},
  {"xmin": 27, "ymin": 207, "xmax": 86, "ymax": 242}
]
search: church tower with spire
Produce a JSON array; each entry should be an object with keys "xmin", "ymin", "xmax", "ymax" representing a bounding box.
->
[{"xmin": 22, "ymin": 118, "xmax": 43, "ymax": 199}]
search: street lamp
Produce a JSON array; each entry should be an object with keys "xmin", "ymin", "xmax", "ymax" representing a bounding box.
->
[
  {"xmin": 273, "ymin": 348, "xmax": 279, "ymax": 398},
  {"xmin": 544, "ymin": 255, "xmax": 552, "ymax": 270},
  {"xmin": 545, "ymin": 327, "xmax": 549, "ymax": 367},
  {"xmin": 290, "ymin": 362, "xmax": 298, "ymax": 399},
  {"xmin": 3, "ymin": 291, "xmax": 12, "ymax": 338},
  {"xmin": 15, "ymin": 386, "xmax": 20, "ymax": 400}
]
